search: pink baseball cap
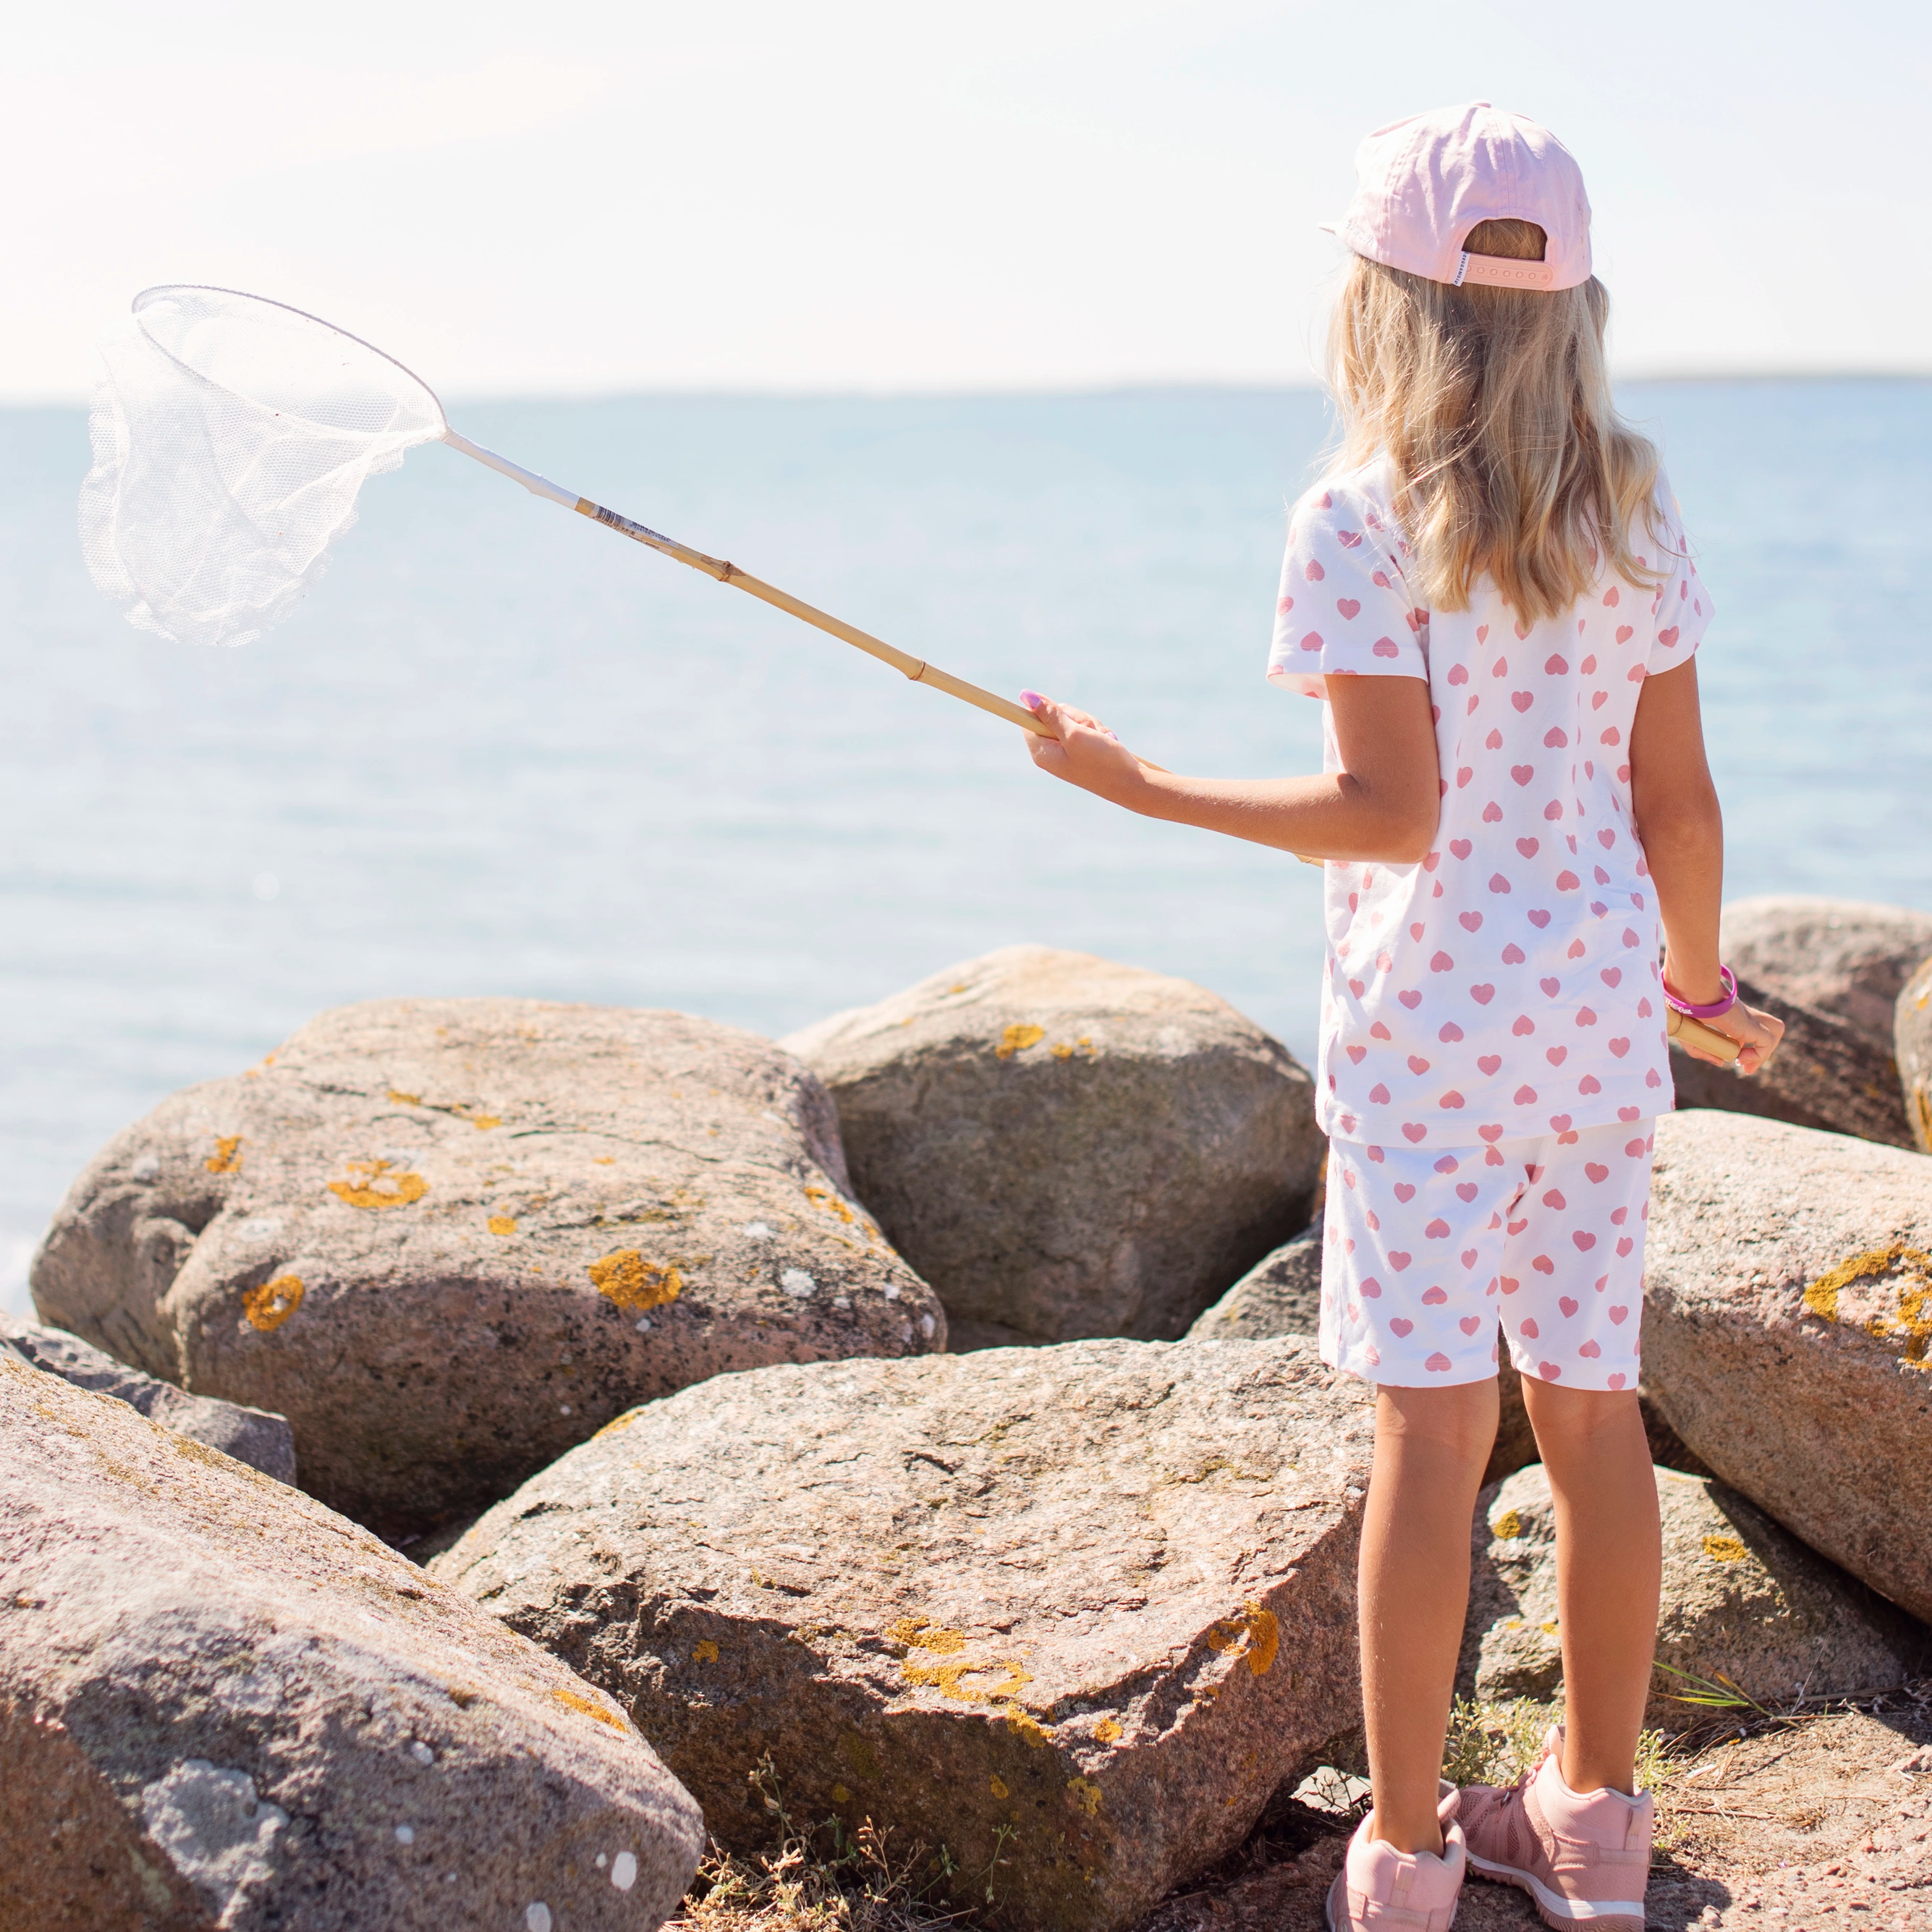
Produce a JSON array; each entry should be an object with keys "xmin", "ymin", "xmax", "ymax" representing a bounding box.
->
[{"xmin": 1324, "ymin": 102, "xmax": 1593, "ymax": 292}]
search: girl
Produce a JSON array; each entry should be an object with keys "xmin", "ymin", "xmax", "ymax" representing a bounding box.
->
[{"xmin": 1017, "ymin": 102, "xmax": 1781, "ymax": 1932}]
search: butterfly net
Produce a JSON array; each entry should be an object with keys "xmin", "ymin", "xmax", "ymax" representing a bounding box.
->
[{"xmin": 79, "ymin": 287, "xmax": 449, "ymax": 648}]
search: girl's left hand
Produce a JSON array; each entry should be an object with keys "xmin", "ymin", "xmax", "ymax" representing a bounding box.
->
[{"xmin": 1019, "ymin": 691, "xmax": 1153, "ymax": 808}]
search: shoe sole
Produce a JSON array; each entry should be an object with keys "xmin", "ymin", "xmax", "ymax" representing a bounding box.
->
[{"xmin": 1467, "ymin": 1851, "xmax": 1644, "ymax": 1932}]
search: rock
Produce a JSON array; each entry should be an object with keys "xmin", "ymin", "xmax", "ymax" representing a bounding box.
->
[
  {"xmin": 1721, "ymin": 897, "xmax": 1932, "ymax": 1046},
  {"xmin": 1895, "ymin": 954, "xmax": 1932, "ymax": 1152},
  {"xmin": 1669, "ymin": 971, "xmax": 1914, "ymax": 1148},
  {"xmin": 30, "ymin": 998, "xmax": 944, "ymax": 1540},
  {"xmin": 1459, "ymin": 1463, "xmax": 1924, "ymax": 1730},
  {"xmin": 1637, "ymin": 1389, "xmax": 1716, "ymax": 1480},
  {"xmin": 0, "ymin": 1352, "xmax": 703, "ymax": 1932},
  {"xmin": 1183, "ymin": 1226, "xmax": 1538, "ymax": 1487},
  {"xmin": 0, "ymin": 1309, "xmax": 295, "ymax": 1483},
  {"xmin": 433, "ymin": 1337, "xmax": 1374, "ymax": 1932},
  {"xmin": 1185, "ymin": 1224, "xmax": 1323, "ymax": 1339},
  {"xmin": 782, "ymin": 946, "xmax": 1323, "ymax": 1348},
  {"xmin": 1643, "ymin": 1110, "xmax": 1932, "ymax": 1622}
]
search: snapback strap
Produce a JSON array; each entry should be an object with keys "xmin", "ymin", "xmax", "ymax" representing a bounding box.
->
[{"xmin": 1454, "ymin": 251, "xmax": 1559, "ymax": 291}]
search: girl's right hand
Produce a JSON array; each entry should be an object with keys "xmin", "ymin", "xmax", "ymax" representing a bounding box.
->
[{"xmin": 1683, "ymin": 999, "xmax": 1784, "ymax": 1075}]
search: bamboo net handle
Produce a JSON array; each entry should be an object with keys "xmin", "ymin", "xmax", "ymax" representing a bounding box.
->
[
  {"xmin": 571, "ymin": 496, "xmax": 1048, "ymax": 734},
  {"xmin": 1666, "ymin": 1006, "xmax": 1742, "ymax": 1064}
]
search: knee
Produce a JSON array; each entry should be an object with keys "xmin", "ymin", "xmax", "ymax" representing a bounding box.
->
[
  {"xmin": 1520, "ymin": 1378, "xmax": 1641, "ymax": 1449},
  {"xmin": 1376, "ymin": 1379, "xmax": 1501, "ymax": 1467}
]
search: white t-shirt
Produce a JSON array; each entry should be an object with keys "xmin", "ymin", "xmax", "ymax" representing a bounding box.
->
[{"xmin": 1268, "ymin": 459, "xmax": 1713, "ymax": 1148}]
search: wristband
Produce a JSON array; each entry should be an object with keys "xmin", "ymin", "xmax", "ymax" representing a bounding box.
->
[{"xmin": 1663, "ymin": 964, "xmax": 1737, "ymax": 1020}]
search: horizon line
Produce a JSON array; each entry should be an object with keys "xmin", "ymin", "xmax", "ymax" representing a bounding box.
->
[{"xmin": 3, "ymin": 368, "xmax": 1927, "ymax": 412}]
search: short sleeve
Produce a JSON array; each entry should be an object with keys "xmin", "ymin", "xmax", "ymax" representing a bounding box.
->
[
  {"xmin": 1266, "ymin": 480, "xmax": 1425, "ymax": 698},
  {"xmin": 1642, "ymin": 473, "xmax": 1714, "ymax": 676}
]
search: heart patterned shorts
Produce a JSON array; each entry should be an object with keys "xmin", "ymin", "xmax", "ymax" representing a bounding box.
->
[{"xmin": 1318, "ymin": 1118, "xmax": 1655, "ymax": 1390}]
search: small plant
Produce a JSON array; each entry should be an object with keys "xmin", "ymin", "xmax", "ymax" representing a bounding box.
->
[
  {"xmin": 1441, "ymin": 1695, "xmax": 1672, "ymax": 1798},
  {"xmin": 1651, "ymin": 1660, "xmax": 1776, "ymax": 1720},
  {"xmin": 669, "ymin": 1755, "xmax": 979, "ymax": 1932}
]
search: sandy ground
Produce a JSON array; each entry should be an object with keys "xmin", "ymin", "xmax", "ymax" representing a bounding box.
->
[{"xmin": 1127, "ymin": 1692, "xmax": 1932, "ymax": 1932}]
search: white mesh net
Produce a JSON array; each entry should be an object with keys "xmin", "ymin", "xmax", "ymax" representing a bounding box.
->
[{"xmin": 79, "ymin": 287, "xmax": 448, "ymax": 648}]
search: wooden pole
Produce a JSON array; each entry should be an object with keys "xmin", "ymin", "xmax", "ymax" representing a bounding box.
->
[
  {"xmin": 572, "ymin": 496, "xmax": 1048, "ymax": 735},
  {"xmin": 1666, "ymin": 1007, "xmax": 1742, "ymax": 1064}
]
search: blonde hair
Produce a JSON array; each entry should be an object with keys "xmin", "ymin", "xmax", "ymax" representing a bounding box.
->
[{"xmin": 1326, "ymin": 219, "xmax": 1667, "ymax": 623}]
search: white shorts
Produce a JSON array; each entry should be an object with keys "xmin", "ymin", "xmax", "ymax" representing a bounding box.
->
[{"xmin": 1319, "ymin": 1119, "xmax": 1655, "ymax": 1391}]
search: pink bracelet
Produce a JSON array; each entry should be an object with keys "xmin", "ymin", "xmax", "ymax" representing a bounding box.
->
[{"xmin": 1663, "ymin": 965, "xmax": 1738, "ymax": 1020}]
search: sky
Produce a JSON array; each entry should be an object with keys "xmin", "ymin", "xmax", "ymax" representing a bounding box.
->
[{"xmin": 2, "ymin": 0, "xmax": 1926, "ymax": 400}]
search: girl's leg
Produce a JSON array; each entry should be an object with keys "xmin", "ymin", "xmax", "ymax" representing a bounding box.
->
[
  {"xmin": 1359, "ymin": 1378, "xmax": 1500, "ymax": 1852},
  {"xmin": 1518, "ymin": 1379, "xmax": 1662, "ymax": 1794}
]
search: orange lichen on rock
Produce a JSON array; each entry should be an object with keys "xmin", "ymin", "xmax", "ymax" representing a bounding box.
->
[
  {"xmin": 242, "ymin": 1275, "xmax": 305, "ymax": 1332},
  {"xmin": 327, "ymin": 1159, "xmax": 428, "ymax": 1209},
  {"xmin": 549, "ymin": 1686, "xmax": 625, "ymax": 1729},
  {"xmin": 994, "ymin": 1024, "xmax": 1045, "ymax": 1061},
  {"xmin": 205, "ymin": 1135, "xmax": 243, "ymax": 1174},
  {"xmin": 488, "ymin": 1216, "xmax": 517, "ymax": 1236},
  {"xmin": 1205, "ymin": 1602, "xmax": 1279, "ymax": 1677},
  {"xmin": 589, "ymin": 1250, "xmax": 682, "ymax": 1313},
  {"xmin": 1801, "ymin": 1243, "xmax": 1932, "ymax": 1363}
]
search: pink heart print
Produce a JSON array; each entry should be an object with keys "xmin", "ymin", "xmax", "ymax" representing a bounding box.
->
[
  {"xmin": 1512, "ymin": 691, "xmax": 1533, "ymax": 712},
  {"xmin": 1373, "ymin": 638, "xmax": 1400, "ymax": 658},
  {"xmin": 1559, "ymin": 1296, "xmax": 1580, "ymax": 1317},
  {"xmin": 1390, "ymin": 1318, "xmax": 1414, "ymax": 1337},
  {"xmin": 1422, "ymin": 1287, "xmax": 1448, "ymax": 1305},
  {"xmin": 1459, "ymin": 1316, "xmax": 1482, "ymax": 1335},
  {"xmin": 1337, "ymin": 598, "xmax": 1362, "ymax": 619}
]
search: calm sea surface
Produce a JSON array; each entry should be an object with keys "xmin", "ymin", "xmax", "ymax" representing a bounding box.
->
[{"xmin": 4, "ymin": 381, "xmax": 1928, "ymax": 1312}]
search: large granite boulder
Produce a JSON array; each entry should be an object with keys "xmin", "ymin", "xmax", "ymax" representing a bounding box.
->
[
  {"xmin": 1643, "ymin": 1110, "xmax": 1932, "ymax": 1621},
  {"xmin": 1896, "ymin": 954, "xmax": 1932, "ymax": 1153},
  {"xmin": 1184, "ymin": 1225, "xmax": 1538, "ymax": 1487},
  {"xmin": 1669, "ymin": 971, "xmax": 1913, "ymax": 1148},
  {"xmin": 0, "ymin": 1352, "xmax": 703, "ymax": 1932},
  {"xmin": 782, "ymin": 947, "xmax": 1323, "ymax": 1348},
  {"xmin": 1459, "ymin": 1463, "xmax": 1924, "ymax": 1731},
  {"xmin": 1722, "ymin": 897, "xmax": 1932, "ymax": 1044},
  {"xmin": 0, "ymin": 1309, "xmax": 294, "ymax": 1483},
  {"xmin": 30, "ymin": 998, "xmax": 944, "ymax": 1539},
  {"xmin": 433, "ymin": 1337, "xmax": 1373, "ymax": 1932}
]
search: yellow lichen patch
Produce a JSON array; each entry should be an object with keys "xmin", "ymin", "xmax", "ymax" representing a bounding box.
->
[
  {"xmin": 588, "ymin": 1250, "xmax": 682, "ymax": 1313},
  {"xmin": 1492, "ymin": 1508, "xmax": 1524, "ymax": 1540},
  {"xmin": 1540, "ymin": 1619, "xmax": 1560, "ymax": 1636},
  {"xmin": 946, "ymin": 984, "xmax": 968, "ymax": 995},
  {"xmin": 1001, "ymin": 1703, "xmax": 1051, "ymax": 1747},
  {"xmin": 831, "ymin": 1784, "xmax": 852, "ymax": 1804},
  {"xmin": 470, "ymin": 1115, "xmax": 501, "ymax": 1131},
  {"xmin": 205, "ymin": 1135, "xmax": 243, "ymax": 1174},
  {"xmin": 488, "ymin": 1216, "xmax": 517, "ymax": 1236},
  {"xmin": 692, "ymin": 1640, "xmax": 719, "ymax": 1663},
  {"xmin": 1093, "ymin": 1717, "xmax": 1123, "ymax": 1744},
  {"xmin": 327, "ymin": 1160, "xmax": 428, "ymax": 1209},
  {"xmin": 551, "ymin": 1686, "xmax": 624, "ymax": 1730},
  {"xmin": 1051, "ymin": 1043, "xmax": 1075, "ymax": 1060},
  {"xmin": 593, "ymin": 1156, "xmax": 616, "ymax": 1165},
  {"xmin": 995, "ymin": 1024, "xmax": 1045, "ymax": 1061},
  {"xmin": 1800, "ymin": 1243, "xmax": 1932, "ymax": 1363},
  {"xmin": 593, "ymin": 1408, "xmax": 644, "ymax": 1440},
  {"xmin": 1205, "ymin": 1602, "xmax": 1279, "ymax": 1677},
  {"xmin": 1702, "ymin": 1534, "xmax": 1748, "ymax": 1563},
  {"xmin": 841, "ymin": 1734, "xmax": 878, "ymax": 1778},
  {"xmin": 900, "ymin": 1624, "xmax": 965, "ymax": 1655},
  {"xmin": 988, "ymin": 1775, "xmax": 1009, "ymax": 1800},
  {"xmin": 1066, "ymin": 1777, "xmax": 1103, "ymax": 1817},
  {"xmin": 242, "ymin": 1275, "xmax": 304, "ymax": 1332},
  {"xmin": 387, "ymin": 1089, "xmax": 422, "ymax": 1106},
  {"xmin": 805, "ymin": 1185, "xmax": 856, "ymax": 1225}
]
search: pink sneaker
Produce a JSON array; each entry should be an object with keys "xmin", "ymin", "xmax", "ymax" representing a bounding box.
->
[
  {"xmin": 1459, "ymin": 1726, "xmax": 1652, "ymax": 1932},
  {"xmin": 1325, "ymin": 1783, "xmax": 1465, "ymax": 1932}
]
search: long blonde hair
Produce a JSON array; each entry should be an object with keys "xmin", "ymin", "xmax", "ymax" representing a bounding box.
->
[{"xmin": 1326, "ymin": 219, "xmax": 1667, "ymax": 622}]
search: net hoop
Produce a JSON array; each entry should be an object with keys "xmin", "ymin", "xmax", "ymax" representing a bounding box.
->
[{"xmin": 130, "ymin": 284, "xmax": 450, "ymax": 440}]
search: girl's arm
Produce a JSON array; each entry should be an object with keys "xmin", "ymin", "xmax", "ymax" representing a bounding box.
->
[
  {"xmin": 1627, "ymin": 658, "xmax": 1783, "ymax": 1073},
  {"xmin": 1020, "ymin": 674, "xmax": 1441, "ymax": 865}
]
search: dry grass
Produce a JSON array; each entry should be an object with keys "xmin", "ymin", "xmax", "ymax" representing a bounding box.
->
[
  {"xmin": 666, "ymin": 1757, "xmax": 985, "ymax": 1932},
  {"xmin": 1440, "ymin": 1694, "xmax": 1672, "ymax": 1797}
]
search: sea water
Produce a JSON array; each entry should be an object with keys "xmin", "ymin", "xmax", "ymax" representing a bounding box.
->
[{"xmin": 4, "ymin": 381, "xmax": 1928, "ymax": 1312}]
